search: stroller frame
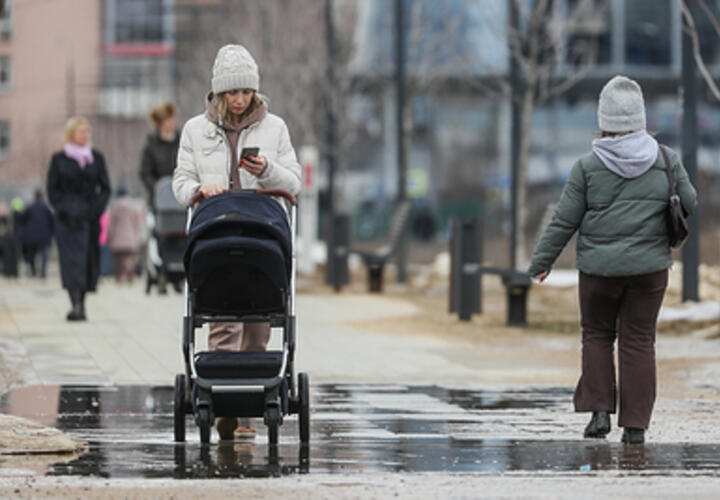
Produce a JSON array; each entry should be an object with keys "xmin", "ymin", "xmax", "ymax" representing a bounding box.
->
[{"xmin": 173, "ymin": 189, "xmax": 309, "ymax": 446}]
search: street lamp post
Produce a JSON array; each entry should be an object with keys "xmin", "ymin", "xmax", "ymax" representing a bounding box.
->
[
  {"xmin": 394, "ymin": 0, "xmax": 408, "ymax": 283},
  {"xmin": 681, "ymin": 0, "xmax": 700, "ymax": 302}
]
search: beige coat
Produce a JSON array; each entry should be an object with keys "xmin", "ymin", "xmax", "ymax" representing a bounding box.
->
[{"xmin": 172, "ymin": 112, "xmax": 302, "ymax": 207}]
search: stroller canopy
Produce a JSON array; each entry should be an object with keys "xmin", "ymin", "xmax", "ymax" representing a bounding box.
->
[
  {"xmin": 184, "ymin": 191, "xmax": 292, "ymax": 276},
  {"xmin": 154, "ymin": 177, "xmax": 184, "ymax": 212}
]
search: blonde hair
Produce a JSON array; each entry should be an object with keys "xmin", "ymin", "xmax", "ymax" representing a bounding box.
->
[
  {"xmin": 64, "ymin": 116, "xmax": 91, "ymax": 143},
  {"xmin": 212, "ymin": 91, "xmax": 263, "ymax": 125},
  {"xmin": 149, "ymin": 102, "xmax": 177, "ymax": 129}
]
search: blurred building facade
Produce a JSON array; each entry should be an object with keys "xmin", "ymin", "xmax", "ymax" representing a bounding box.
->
[
  {"xmin": 0, "ymin": 0, "xmax": 175, "ymax": 200},
  {"xmin": 0, "ymin": 0, "xmax": 101, "ymax": 196},
  {"xmin": 1, "ymin": 0, "xmax": 719, "ymax": 263},
  {"xmin": 345, "ymin": 0, "xmax": 720, "ymax": 263}
]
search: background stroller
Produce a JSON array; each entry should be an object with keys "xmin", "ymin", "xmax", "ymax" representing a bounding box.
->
[
  {"xmin": 146, "ymin": 176, "xmax": 186, "ymax": 294},
  {"xmin": 174, "ymin": 189, "xmax": 309, "ymax": 446}
]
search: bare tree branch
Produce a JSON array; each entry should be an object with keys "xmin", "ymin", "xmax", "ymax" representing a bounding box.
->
[
  {"xmin": 680, "ymin": 0, "xmax": 720, "ymax": 101},
  {"xmin": 698, "ymin": 0, "xmax": 720, "ymax": 38}
]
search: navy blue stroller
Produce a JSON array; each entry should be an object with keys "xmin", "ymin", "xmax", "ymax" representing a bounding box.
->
[{"xmin": 173, "ymin": 190, "xmax": 309, "ymax": 446}]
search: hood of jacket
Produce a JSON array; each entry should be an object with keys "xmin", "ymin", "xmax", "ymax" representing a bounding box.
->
[
  {"xmin": 591, "ymin": 130, "xmax": 659, "ymax": 179},
  {"xmin": 204, "ymin": 92, "xmax": 268, "ymax": 133}
]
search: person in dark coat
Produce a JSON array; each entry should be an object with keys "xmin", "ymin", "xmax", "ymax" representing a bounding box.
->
[
  {"xmin": 140, "ymin": 102, "xmax": 179, "ymax": 206},
  {"xmin": 19, "ymin": 189, "xmax": 55, "ymax": 278},
  {"xmin": 47, "ymin": 116, "xmax": 111, "ymax": 321}
]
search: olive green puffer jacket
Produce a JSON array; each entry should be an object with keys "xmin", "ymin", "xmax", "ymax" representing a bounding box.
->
[{"xmin": 528, "ymin": 146, "xmax": 697, "ymax": 278}]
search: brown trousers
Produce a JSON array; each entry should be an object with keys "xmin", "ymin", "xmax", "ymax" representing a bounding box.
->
[
  {"xmin": 573, "ymin": 269, "xmax": 668, "ymax": 429},
  {"xmin": 209, "ymin": 322, "xmax": 271, "ymax": 351}
]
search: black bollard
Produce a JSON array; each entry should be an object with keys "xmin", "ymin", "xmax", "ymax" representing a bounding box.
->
[
  {"xmin": 503, "ymin": 272, "xmax": 532, "ymax": 327},
  {"xmin": 449, "ymin": 219, "xmax": 482, "ymax": 321},
  {"xmin": 325, "ymin": 213, "xmax": 350, "ymax": 292}
]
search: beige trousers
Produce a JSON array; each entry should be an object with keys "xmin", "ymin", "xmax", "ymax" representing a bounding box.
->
[{"xmin": 209, "ymin": 322, "xmax": 271, "ymax": 351}]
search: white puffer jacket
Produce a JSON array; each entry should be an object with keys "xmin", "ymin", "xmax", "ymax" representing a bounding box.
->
[{"xmin": 172, "ymin": 112, "xmax": 302, "ymax": 207}]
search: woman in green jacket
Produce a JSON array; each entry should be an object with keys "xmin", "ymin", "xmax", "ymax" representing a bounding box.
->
[{"xmin": 528, "ymin": 76, "xmax": 697, "ymax": 444}]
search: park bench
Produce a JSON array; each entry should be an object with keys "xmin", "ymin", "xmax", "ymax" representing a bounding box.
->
[
  {"xmin": 349, "ymin": 200, "xmax": 412, "ymax": 293},
  {"xmin": 472, "ymin": 265, "xmax": 532, "ymax": 326},
  {"xmin": 449, "ymin": 218, "xmax": 532, "ymax": 326}
]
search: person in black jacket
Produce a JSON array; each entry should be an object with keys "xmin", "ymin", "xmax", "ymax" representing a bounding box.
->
[
  {"xmin": 19, "ymin": 189, "xmax": 55, "ymax": 278},
  {"xmin": 47, "ymin": 117, "xmax": 111, "ymax": 321},
  {"xmin": 140, "ymin": 102, "xmax": 179, "ymax": 205}
]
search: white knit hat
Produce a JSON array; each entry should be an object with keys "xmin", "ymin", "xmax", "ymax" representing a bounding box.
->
[
  {"xmin": 211, "ymin": 44, "xmax": 259, "ymax": 94},
  {"xmin": 597, "ymin": 75, "xmax": 646, "ymax": 133}
]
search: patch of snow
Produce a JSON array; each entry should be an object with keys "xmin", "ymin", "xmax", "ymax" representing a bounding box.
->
[
  {"xmin": 542, "ymin": 269, "xmax": 578, "ymax": 287},
  {"xmin": 658, "ymin": 301, "xmax": 720, "ymax": 323}
]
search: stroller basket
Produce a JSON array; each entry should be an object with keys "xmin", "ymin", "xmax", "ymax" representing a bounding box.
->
[{"xmin": 184, "ymin": 192, "xmax": 292, "ymax": 316}]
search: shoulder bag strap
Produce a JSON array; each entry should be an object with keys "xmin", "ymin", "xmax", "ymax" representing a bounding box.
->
[{"xmin": 659, "ymin": 145, "xmax": 678, "ymax": 198}]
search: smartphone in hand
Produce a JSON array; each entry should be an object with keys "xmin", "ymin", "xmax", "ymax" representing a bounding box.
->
[{"xmin": 240, "ymin": 147, "xmax": 260, "ymax": 161}]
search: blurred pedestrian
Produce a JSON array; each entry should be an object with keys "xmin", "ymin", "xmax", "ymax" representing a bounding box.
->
[
  {"xmin": 172, "ymin": 44, "xmax": 302, "ymax": 440},
  {"xmin": 19, "ymin": 189, "xmax": 54, "ymax": 278},
  {"xmin": 528, "ymin": 76, "xmax": 698, "ymax": 445},
  {"xmin": 0, "ymin": 200, "xmax": 18, "ymax": 278},
  {"xmin": 107, "ymin": 187, "xmax": 143, "ymax": 283},
  {"xmin": 140, "ymin": 102, "xmax": 180, "ymax": 205},
  {"xmin": 7, "ymin": 197, "xmax": 24, "ymax": 277},
  {"xmin": 47, "ymin": 117, "xmax": 111, "ymax": 321}
]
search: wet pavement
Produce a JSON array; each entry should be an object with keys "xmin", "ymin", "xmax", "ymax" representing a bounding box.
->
[{"xmin": 3, "ymin": 384, "xmax": 720, "ymax": 480}]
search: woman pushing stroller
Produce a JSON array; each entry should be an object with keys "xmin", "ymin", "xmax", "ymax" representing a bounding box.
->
[{"xmin": 173, "ymin": 44, "xmax": 301, "ymax": 440}]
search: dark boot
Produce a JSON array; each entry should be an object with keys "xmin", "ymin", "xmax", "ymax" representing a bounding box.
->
[
  {"xmin": 621, "ymin": 427, "xmax": 645, "ymax": 445},
  {"xmin": 584, "ymin": 411, "xmax": 611, "ymax": 438},
  {"xmin": 66, "ymin": 290, "xmax": 86, "ymax": 321},
  {"xmin": 78, "ymin": 291, "xmax": 87, "ymax": 320}
]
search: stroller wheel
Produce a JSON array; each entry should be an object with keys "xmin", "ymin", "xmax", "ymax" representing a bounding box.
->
[
  {"xmin": 197, "ymin": 407, "xmax": 211, "ymax": 445},
  {"xmin": 173, "ymin": 373, "xmax": 186, "ymax": 442},
  {"xmin": 298, "ymin": 372, "xmax": 310, "ymax": 445},
  {"xmin": 266, "ymin": 406, "xmax": 280, "ymax": 446}
]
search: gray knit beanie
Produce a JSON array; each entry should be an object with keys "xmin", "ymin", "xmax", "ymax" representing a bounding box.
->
[
  {"xmin": 597, "ymin": 75, "xmax": 646, "ymax": 133},
  {"xmin": 211, "ymin": 44, "xmax": 259, "ymax": 94}
]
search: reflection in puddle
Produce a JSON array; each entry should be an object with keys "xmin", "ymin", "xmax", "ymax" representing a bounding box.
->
[{"xmin": 2, "ymin": 384, "xmax": 720, "ymax": 479}]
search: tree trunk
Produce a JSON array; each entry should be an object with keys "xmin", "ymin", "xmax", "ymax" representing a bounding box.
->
[{"xmin": 515, "ymin": 80, "xmax": 536, "ymax": 269}]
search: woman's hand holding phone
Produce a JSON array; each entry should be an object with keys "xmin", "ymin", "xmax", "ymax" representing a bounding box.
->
[{"xmin": 241, "ymin": 154, "xmax": 267, "ymax": 177}]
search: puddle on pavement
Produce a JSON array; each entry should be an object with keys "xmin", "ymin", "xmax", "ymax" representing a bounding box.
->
[{"xmin": 2, "ymin": 384, "xmax": 720, "ymax": 479}]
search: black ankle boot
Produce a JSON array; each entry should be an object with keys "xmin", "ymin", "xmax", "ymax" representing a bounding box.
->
[
  {"xmin": 78, "ymin": 291, "xmax": 87, "ymax": 320},
  {"xmin": 66, "ymin": 290, "xmax": 86, "ymax": 321},
  {"xmin": 584, "ymin": 411, "xmax": 611, "ymax": 438},
  {"xmin": 621, "ymin": 427, "xmax": 644, "ymax": 444}
]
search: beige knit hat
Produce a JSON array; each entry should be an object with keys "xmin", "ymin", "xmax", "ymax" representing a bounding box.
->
[
  {"xmin": 211, "ymin": 44, "xmax": 259, "ymax": 94},
  {"xmin": 597, "ymin": 75, "xmax": 646, "ymax": 133}
]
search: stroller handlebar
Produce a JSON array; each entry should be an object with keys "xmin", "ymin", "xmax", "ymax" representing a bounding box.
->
[
  {"xmin": 255, "ymin": 189, "xmax": 297, "ymax": 204},
  {"xmin": 188, "ymin": 189, "xmax": 296, "ymax": 206}
]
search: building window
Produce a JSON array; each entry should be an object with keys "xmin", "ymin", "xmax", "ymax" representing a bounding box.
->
[
  {"xmin": 104, "ymin": 0, "xmax": 173, "ymax": 46},
  {"xmin": 0, "ymin": 0, "xmax": 11, "ymax": 40},
  {"xmin": 625, "ymin": 0, "xmax": 672, "ymax": 66},
  {"xmin": 566, "ymin": 0, "xmax": 611, "ymax": 66},
  {"xmin": 0, "ymin": 57, "xmax": 10, "ymax": 92},
  {"xmin": 0, "ymin": 122, "xmax": 10, "ymax": 159}
]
